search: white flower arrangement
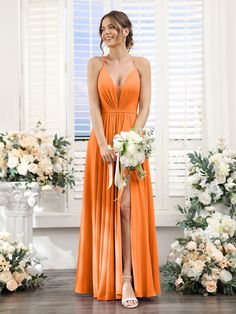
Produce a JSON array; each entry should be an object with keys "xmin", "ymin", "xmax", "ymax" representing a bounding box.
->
[
  {"xmin": 107, "ymin": 127, "xmax": 155, "ymax": 189},
  {"xmin": 0, "ymin": 121, "xmax": 75, "ymax": 193},
  {"xmin": 0, "ymin": 232, "xmax": 47, "ymax": 294},
  {"xmin": 161, "ymin": 140, "xmax": 236, "ymax": 296},
  {"xmin": 184, "ymin": 139, "xmax": 236, "ymax": 218}
]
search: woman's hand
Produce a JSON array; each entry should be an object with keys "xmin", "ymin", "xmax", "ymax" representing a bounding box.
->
[{"xmin": 99, "ymin": 143, "xmax": 117, "ymax": 164}]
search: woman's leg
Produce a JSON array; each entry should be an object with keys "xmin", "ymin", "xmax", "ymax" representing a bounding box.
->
[{"xmin": 120, "ymin": 178, "xmax": 137, "ymax": 306}]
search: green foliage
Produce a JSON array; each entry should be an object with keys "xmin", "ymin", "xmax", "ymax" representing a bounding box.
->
[
  {"xmin": 160, "ymin": 262, "xmax": 181, "ymax": 291},
  {"xmin": 187, "ymin": 151, "xmax": 215, "ymax": 183}
]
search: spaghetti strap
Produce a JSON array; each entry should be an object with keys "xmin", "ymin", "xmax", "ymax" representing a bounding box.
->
[{"xmin": 102, "ymin": 55, "xmax": 106, "ymax": 66}]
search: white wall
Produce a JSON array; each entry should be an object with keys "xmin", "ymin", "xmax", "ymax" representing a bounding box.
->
[
  {"xmin": 226, "ymin": 0, "xmax": 236, "ymax": 150},
  {"xmin": 32, "ymin": 227, "xmax": 184, "ymax": 269},
  {"xmin": 0, "ymin": 0, "xmax": 20, "ymax": 132}
]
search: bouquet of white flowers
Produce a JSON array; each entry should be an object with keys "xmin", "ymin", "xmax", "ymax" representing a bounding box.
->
[
  {"xmin": 107, "ymin": 127, "xmax": 155, "ymax": 189},
  {"xmin": 0, "ymin": 121, "xmax": 75, "ymax": 193},
  {"xmin": 161, "ymin": 211, "xmax": 236, "ymax": 295},
  {"xmin": 0, "ymin": 232, "xmax": 47, "ymax": 293}
]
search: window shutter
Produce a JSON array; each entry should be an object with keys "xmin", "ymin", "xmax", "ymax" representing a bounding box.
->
[
  {"xmin": 74, "ymin": 0, "xmax": 104, "ymax": 139},
  {"xmin": 167, "ymin": 0, "xmax": 205, "ymax": 207},
  {"xmin": 21, "ymin": 0, "xmax": 68, "ymax": 213},
  {"xmin": 121, "ymin": 0, "xmax": 159, "ymax": 198},
  {"xmin": 21, "ymin": 0, "xmax": 67, "ymax": 136}
]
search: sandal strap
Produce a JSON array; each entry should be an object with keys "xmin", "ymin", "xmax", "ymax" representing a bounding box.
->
[
  {"xmin": 122, "ymin": 275, "xmax": 132, "ymax": 277},
  {"xmin": 122, "ymin": 297, "xmax": 138, "ymax": 306}
]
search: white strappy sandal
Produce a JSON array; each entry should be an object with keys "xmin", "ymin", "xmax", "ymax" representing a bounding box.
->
[{"xmin": 121, "ymin": 275, "xmax": 139, "ymax": 309}]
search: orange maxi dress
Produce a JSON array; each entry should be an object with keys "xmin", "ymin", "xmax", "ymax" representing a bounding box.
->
[{"xmin": 74, "ymin": 55, "xmax": 161, "ymax": 300}]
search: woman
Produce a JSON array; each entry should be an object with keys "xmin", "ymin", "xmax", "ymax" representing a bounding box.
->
[{"xmin": 74, "ymin": 10, "xmax": 161, "ymax": 309}]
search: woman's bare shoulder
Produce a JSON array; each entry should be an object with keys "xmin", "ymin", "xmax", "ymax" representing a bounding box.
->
[
  {"xmin": 87, "ymin": 56, "xmax": 103, "ymax": 69},
  {"xmin": 133, "ymin": 56, "xmax": 151, "ymax": 75}
]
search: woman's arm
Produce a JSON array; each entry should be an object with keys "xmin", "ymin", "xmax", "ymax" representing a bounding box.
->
[
  {"xmin": 133, "ymin": 57, "xmax": 151, "ymax": 131},
  {"xmin": 87, "ymin": 57, "xmax": 116, "ymax": 164}
]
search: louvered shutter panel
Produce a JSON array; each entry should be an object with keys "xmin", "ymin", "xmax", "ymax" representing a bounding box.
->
[
  {"xmin": 74, "ymin": 0, "xmax": 104, "ymax": 139},
  {"xmin": 69, "ymin": 0, "xmax": 159, "ymax": 212},
  {"xmin": 167, "ymin": 0, "xmax": 205, "ymax": 207},
  {"xmin": 121, "ymin": 0, "xmax": 159, "ymax": 198},
  {"xmin": 21, "ymin": 0, "xmax": 67, "ymax": 214},
  {"xmin": 22, "ymin": 0, "xmax": 67, "ymax": 136}
]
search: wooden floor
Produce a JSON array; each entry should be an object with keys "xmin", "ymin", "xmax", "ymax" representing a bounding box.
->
[{"xmin": 0, "ymin": 270, "xmax": 236, "ymax": 314}]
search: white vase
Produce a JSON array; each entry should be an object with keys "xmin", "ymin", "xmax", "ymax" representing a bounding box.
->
[{"xmin": 0, "ymin": 181, "xmax": 40, "ymax": 247}]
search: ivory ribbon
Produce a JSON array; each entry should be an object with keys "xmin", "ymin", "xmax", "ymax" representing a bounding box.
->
[{"xmin": 107, "ymin": 152, "xmax": 124, "ymax": 190}]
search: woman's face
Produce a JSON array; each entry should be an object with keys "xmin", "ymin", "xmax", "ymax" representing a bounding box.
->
[{"xmin": 101, "ymin": 17, "xmax": 127, "ymax": 48}]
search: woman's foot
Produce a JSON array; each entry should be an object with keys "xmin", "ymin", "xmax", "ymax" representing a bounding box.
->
[{"xmin": 121, "ymin": 275, "xmax": 138, "ymax": 308}]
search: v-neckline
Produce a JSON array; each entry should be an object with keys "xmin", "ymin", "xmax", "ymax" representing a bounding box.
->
[
  {"xmin": 102, "ymin": 56, "xmax": 137, "ymax": 106},
  {"xmin": 103, "ymin": 65, "xmax": 137, "ymax": 90}
]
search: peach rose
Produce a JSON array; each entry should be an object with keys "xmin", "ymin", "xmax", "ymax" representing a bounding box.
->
[
  {"xmin": 13, "ymin": 269, "xmax": 26, "ymax": 283},
  {"xmin": 6, "ymin": 278, "xmax": 18, "ymax": 291},
  {"xmin": 205, "ymin": 280, "xmax": 217, "ymax": 293}
]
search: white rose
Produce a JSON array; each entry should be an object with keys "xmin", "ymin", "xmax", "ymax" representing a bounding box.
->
[
  {"xmin": 186, "ymin": 241, "xmax": 197, "ymax": 251},
  {"xmin": 39, "ymin": 158, "xmax": 53, "ymax": 175},
  {"xmin": 216, "ymin": 175, "xmax": 226, "ymax": 184},
  {"xmin": 53, "ymin": 161, "xmax": 63, "ymax": 173},
  {"xmin": 26, "ymin": 263, "xmax": 43, "ymax": 276},
  {"xmin": 113, "ymin": 140, "xmax": 123, "ymax": 152},
  {"xmin": 221, "ymin": 233, "xmax": 229, "ymax": 241},
  {"xmin": 217, "ymin": 162, "xmax": 230, "ymax": 177},
  {"xmin": 175, "ymin": 257, "xmax": 182, "ymax": 266},
  {"xmin": 187, "ymin": 267, "xmax": 200, "ymax": 279},
  {"xmin": 225, "ymin": 178, "xmax": 236, "ymax": 191},
  {"xmin": 0, "ymin": 232, "xmax": 11, "ymax": 241},
  {"xmin": 205, "ymin": 206, "xmax": 215, "ymax": 212},
  {"xmin": 214, "ymin": 239, "xmax": 221, "ymax": 246},
  {"xmin": 126, "ymin": 141, "xmax": 137, "ymax": 155},
  {"xmin": 219, "ymin": 269, "xmax": 233, "ymax": 283},
  {"xmin": 130, "ymin": 158, "xmax": 138, "ymax": 167},
  {"xmin": 17, "ymin": 162, "xmax": 28, "ymax": 176},
  {"xmin": 21, "ymin": 155, "xmax": 34, "ymax": 164},
  {"xmin": 170, "ymin": 240, "xmax": 180, "ymax": 250},
  {"xmin": 120, "ymin": 131, "xmax": 129, "ymax": 140},
  {"xmin": 193, "ymin": 260, "xmax": 205, "ymax": 273},
  {"xmin": 198, "ymin": 191, "xmax": 211, "ymax": 205},
  {"xmin": 187, "ymin": 173, "xmax": 201, "ymax": 185},
  {"xmin": 209, "ymin": 153, "xmax": 221, "ymax": 164},
  {"xmin": 136, "ymin": 151, "xmax": 145, "ymax": 164},
  {"xmin": 120, "ymin": 155, "xmax": 130, "ymax": 167},
  {"xmin": 7, "ymin": 155, "xmax": 19, "ymax": 168},
  {"xmin": 221, "ymin": 215, "xmax": 236, "ymax": 237}
]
